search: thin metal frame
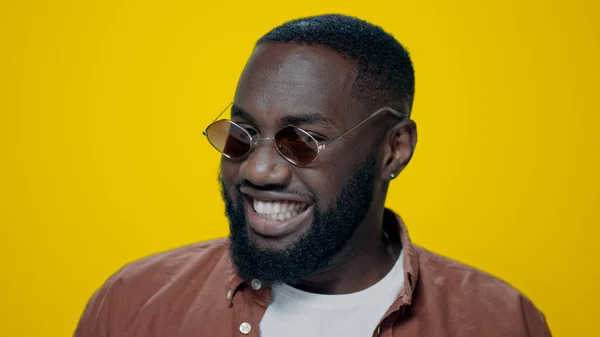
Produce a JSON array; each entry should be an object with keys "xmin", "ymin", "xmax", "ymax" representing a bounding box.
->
[{"xmin": 202, "ymin": 102, "xmax": 408, "ymax": 167}]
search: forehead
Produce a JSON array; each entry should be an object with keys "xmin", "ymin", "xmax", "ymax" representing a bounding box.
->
[{"xmin": 234, "ymin": 43, "xmax": 360, "ymax": 124}]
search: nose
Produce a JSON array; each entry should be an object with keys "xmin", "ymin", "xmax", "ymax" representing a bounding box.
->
[{"xmin": 241, "ymin": 138, "xmax": 292, "ymax": 187}]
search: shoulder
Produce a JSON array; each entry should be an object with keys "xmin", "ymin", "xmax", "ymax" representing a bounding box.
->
[
  {"xmin": 414, "ymin": 245, "xmax": 523, "ymax": 301},
  {"xmin": 104, "ymin": 238, "xmax": 232, "ymax": 302},
  {"xmin": 75, "ymin": 238, "xmax": 232, "ymax": 336},
  {"xmin": 411, "ymin": 246, "xmax": 550, "ymax": 336},
  {"xmin": 114, "ymin": 238, "xmax": 231, "ymax": 284}
]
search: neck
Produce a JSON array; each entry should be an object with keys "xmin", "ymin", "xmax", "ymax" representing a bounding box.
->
[{"xmin": 289, "ymin": 208, "xmax": 401, "ymax": 294}]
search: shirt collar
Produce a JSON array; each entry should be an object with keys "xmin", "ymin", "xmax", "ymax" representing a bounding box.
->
[
  {"xmin": 384, "ymin": 208, "xmax": 419, "ymax": 309},
  {"xmin": 226, "ymin": 208, "xmax": 419, "ymax": 308}
]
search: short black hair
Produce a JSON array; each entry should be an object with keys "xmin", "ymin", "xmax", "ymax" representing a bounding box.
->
[{"xmin": 257, "ymin": 14, "xmax": 415, "ymax": 115}]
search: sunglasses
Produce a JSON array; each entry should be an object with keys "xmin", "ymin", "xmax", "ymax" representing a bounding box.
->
[{"xmin": 203, "ymin": 103, "xmax": 407, "ymax": 167}]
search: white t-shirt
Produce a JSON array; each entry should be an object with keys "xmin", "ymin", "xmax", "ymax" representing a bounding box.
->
[{"xmin": 259, "ymin": 250, "xmax": 405, "ymax": 337}]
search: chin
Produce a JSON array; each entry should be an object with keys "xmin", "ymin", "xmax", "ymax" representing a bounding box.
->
[{"xmin": 244, "ymin": 210, "xmax": 315, "ymax": 252}]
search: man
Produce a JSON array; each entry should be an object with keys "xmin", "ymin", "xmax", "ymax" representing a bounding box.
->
[{"xmin": 75, "ymin": 14, "xmax": 551, "ymax": 337}]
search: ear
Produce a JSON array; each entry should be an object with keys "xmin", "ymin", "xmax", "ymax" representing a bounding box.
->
[{"xmin": 380, "ymin": 120, "xmax": 417, "ymax": 181}]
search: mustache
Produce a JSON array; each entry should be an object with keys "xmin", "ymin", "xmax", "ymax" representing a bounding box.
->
[
  {"xmin": 239, "ymin": 180, "xmax": 288, "ymax": 193},
  {"xmin": 220, "ymin": 177, "xmax": 314, "ymax": 201},
  {"xmin": 238, "ymin": 180, "xmax": 314, "ymax": 200}
]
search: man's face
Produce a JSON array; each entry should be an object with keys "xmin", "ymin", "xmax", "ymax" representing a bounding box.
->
[{"xmin": 220, "ymin": 43, "xmax": 381, "ymax": 283}]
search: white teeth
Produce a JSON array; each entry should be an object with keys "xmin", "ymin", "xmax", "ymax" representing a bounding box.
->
[{"xmin": 252, "ymin": 199, "xmax": 308, "ymax": 221}]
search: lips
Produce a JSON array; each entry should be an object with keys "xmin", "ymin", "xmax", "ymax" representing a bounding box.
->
[{"xmin": 241, "ymin": 189, "xmax": 313, "ymax": 238}]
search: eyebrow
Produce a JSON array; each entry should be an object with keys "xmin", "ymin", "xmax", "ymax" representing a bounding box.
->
[
  {"xmin": 231, "ymin": 104, "xmax": 334, "ymax": 127},
  {"xmin": 281, "ymin": 114, "xmax": 333, "ymax": 127},
  {"xmin": 231, "ymin": 105, "xmax": 256, "ymax": 124}
]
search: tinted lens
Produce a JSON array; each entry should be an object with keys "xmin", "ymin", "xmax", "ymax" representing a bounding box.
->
[
  {"xmin": 205, "ymin": 120, "xmax": 251, "ymax": 158},
  {"xmin": 275, "ymin": 126, "xmax": 319, "ymax": 166}
]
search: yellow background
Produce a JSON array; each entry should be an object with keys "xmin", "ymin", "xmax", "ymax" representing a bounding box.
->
[{"xmin": 1, "ymin": 0, "xmax": 598, "ymax": 336}]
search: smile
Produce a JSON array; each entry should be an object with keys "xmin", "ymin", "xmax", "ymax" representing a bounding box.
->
[
  {"xmin": 243, "ymin": 194, "xmax": 313, "ymax": 238},
  {"xmin": 252, "ymin": 199, "xmax": 309, "ymax": 221}
]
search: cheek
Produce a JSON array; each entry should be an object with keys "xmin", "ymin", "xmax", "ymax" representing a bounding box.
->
[
  {"xmin": 220, "ymin": 158, "xmax": 242, "ymax": 190},
  {"xmin": 304, "ymin": 164, "xmax": 355, "ymax": 209},
  {"xmin": 308, "ymin": 143, "xmax": 376, "ymax": 206}
]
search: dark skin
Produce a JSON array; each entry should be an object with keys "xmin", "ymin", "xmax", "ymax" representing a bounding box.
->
[{"xmin": 220, "ymin": 43, "xmax": 417, "ymax": 294}]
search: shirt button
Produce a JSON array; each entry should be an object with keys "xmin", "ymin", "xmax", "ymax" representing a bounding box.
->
[
  {"xmin": 251, "ymin": 279, "xmax": 262, "ymax": 290},
  {"xmin": 239, "ymin": 322, "xmax": 252, "ymax": 335}
]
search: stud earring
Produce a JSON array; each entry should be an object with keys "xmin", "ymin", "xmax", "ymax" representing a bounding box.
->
[{"xmin": 390, "ymin": 173, "xmax": 395, "ymax": 179}]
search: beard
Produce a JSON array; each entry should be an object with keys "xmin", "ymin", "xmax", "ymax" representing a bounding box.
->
[{"xmin": 220, "ymin": 153, "xmax": 377, "ymax": 284}]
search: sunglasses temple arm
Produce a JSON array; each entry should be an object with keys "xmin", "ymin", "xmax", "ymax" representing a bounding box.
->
[
  {"xmin": 210, "ymin": 102, "xmax": 234, "ymax": 124},
  {"xmin": 325, "ymin": 107, "xmax": 407, "ymax": 146}
]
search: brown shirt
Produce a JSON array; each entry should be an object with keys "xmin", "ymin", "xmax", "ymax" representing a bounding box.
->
[{"xmin": 75, "ymin": 209, "xmax": 551, "ymax": 337}]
